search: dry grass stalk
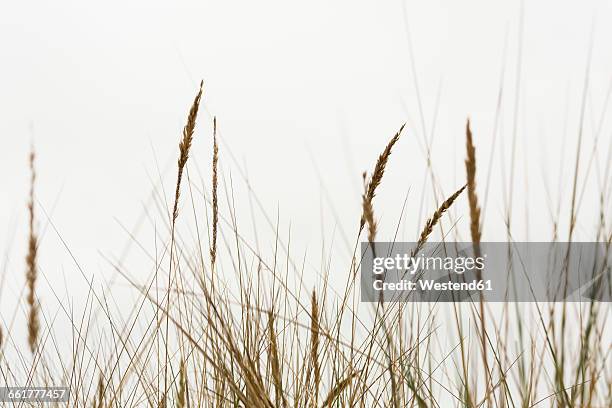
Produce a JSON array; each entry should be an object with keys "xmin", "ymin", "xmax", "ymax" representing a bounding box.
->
[
  {"xmin": 267, "ymin": 312, "xmax": 287, "ymax": 408},
  {"xmin": 210, "ymin": 116, "xmax": 219, "ymax": 270},
  {"xmin": 465, "ymin": 119, "xmax": 482, "ymax": 247},
  {"xmin": 310, "ymin": 290, "xmax": 321, "ymax": 408},
  {"xmin": 94, "ymin": 372, "xmax": 104, "ymax": 408},
  {"xmin": 320, "ymin": 372, "xmax": 358, "ymax": 407},
  {"xmin": 361, "ymin": 172, "xmax": 377, "ymax": 243},
  {"xmin": 165, "ymin": 80, "xmax": 204, "ymax": 399},
  {"xmin": 465, "ymin": 118, "xmax": 491, "ymax": 403},
  {"xmin": 26, "ymin": 149, "xmax": 39, "ymax": 354},
  {"xmin": 177, "ymin": 359, "xmax": 186, "ymax": 408},
  {"xmin": 415, "ymin": 184, "xmax": 466, "ymax": 253},
  {"xmin": 360, "ymin": 124, "xmax": 406, "ymax": 230},
  {"xmin": 173, "ymin": 80, "xmax": 204, "ymax": 223}
]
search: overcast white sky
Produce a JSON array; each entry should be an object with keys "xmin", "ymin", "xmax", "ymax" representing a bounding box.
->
[{"xmin": 1, "ymin": 1, "xmax": 611, "ymax": 328}]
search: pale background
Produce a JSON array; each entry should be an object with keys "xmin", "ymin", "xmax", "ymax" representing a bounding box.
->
[{"xmin": 1, "ymin": 0, "xmax": 611, "ymax": 353}]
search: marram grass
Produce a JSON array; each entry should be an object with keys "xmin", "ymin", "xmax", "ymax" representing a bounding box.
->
[{"xmin": 0, "ymin": 84, "xmax": 609, "ymax": 408}]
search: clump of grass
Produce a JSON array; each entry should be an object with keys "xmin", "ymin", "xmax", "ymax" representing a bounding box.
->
[
  {"xmin": 25, "ymin": 148, "xmax": 39, "ymax": 354},
  {"xmin": 6, "ymin": 87, "xmax": 610, "ymax": 408}
]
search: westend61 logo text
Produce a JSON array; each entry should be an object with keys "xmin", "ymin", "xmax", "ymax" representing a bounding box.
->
[
  {"xmin": 372, "ymin": 253, "xmax": 486, "ymax": 275},
  {"xmin": 371, "ymin": 252, "xmax": 492, "ymax": 294}
]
